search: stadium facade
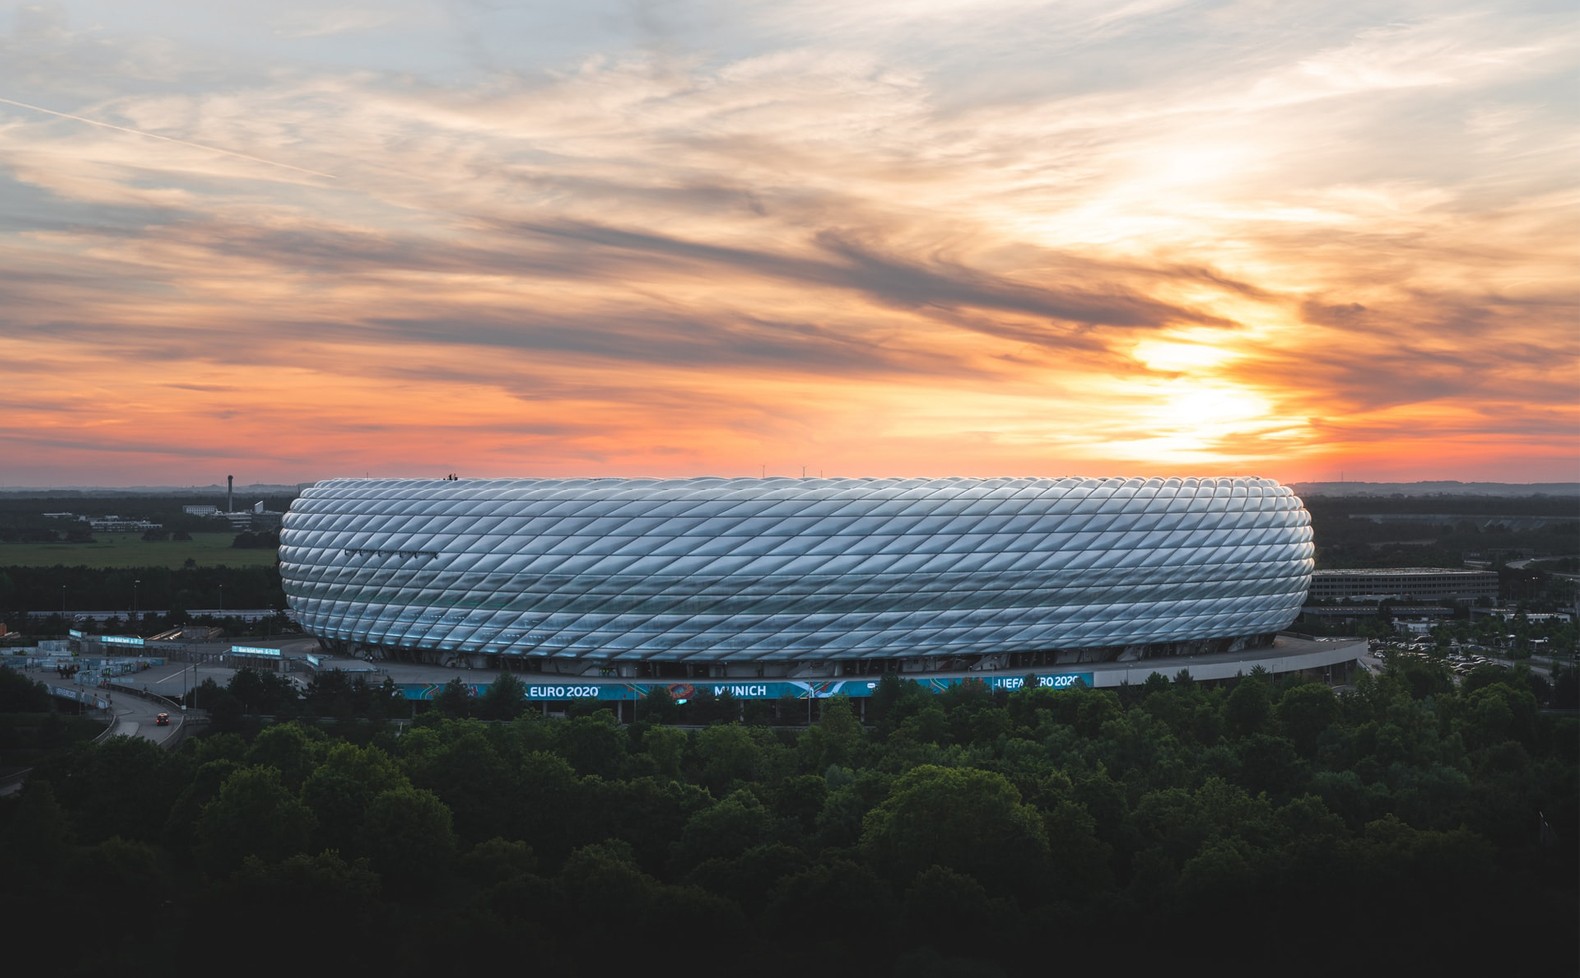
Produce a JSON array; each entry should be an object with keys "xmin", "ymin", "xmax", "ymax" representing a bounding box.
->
[{"xmin": 279, "ymin": 475, "xmax": 1316, "ymax": 681}]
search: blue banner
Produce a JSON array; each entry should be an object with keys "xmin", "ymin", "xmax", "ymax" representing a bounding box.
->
[{"xmin": 389, "ymin": 672, "xmax": 1093, "ymax": 702}]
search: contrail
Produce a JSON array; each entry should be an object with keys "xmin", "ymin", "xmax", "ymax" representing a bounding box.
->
[{"xmin": 0, "ymin": 95, "xmax": 336, "ymax": 179}]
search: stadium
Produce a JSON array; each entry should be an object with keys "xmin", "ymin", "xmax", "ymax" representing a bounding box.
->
[{"xmin": 278, "ymin": 475, "xmax": 1319, "ymax": 689}]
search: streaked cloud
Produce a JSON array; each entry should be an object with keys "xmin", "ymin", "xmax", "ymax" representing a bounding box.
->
[{"xmin": 0, "ymin": 0, "xmax": 1574, "ymax": 487}]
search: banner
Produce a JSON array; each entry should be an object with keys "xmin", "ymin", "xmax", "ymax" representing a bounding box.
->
[{"xmin": 390, "ymin": 672, "xmax": 1093, "ymax": 702}]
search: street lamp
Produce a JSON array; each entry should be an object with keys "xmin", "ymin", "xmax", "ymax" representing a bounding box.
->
[
  {"xmin": 60, "ymin": 584, "xmax": 66, "ymax": 616},
  {"xmin": 218, "ymin": 583, "xmax": 224, "ymax": 614},
  {"xmin": 182, "ymin": 659, "xmax": 199, "ymax": 711},
  {"xmin": 132, "ymin": 579, "xmax": 140, "ymax": 619}
]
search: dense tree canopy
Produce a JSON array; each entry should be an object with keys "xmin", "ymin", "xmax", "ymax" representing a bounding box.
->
[{"xmin": 1, "ymin": 657, "xmax": 1575, "ymax": 978}]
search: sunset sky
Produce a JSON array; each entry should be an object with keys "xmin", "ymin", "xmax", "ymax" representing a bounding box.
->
[{"xmin": 1, "ymin": 0, "xmax": 1576, "ymax": 489}]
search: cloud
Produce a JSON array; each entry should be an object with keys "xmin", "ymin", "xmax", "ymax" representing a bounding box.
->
[
  {"xmin": 500, "ymin": 218, "xmax": 1223, "ymax": 331},
  {"xmin": 0, "ymin": 0, "xmax": 1574, "ymax": 486}
]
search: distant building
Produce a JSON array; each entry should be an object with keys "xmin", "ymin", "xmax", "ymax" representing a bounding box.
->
[
  {"xmin": 221, "ymin": 501, "xmax": 283, "ymax": 530},
  {"xmin": 42, "ymin": 511, "xmax": 160, "ymax": 533},
  {"xmin": 1308, "ymin": 567, "xmax": 1499, "ymax": 604},
  {"xmin": 1300, "ymin": 604, "xmax": 1454, "ymax": 622},
  {"xmin": 1470, "ymin": 607, "xmax": 1573, "ymax": 624},
  {"xmin": 219, "ymin": 509, "xmax": 255, "ymax": 529},
  {"xmin": 184, "ymin": 499, "xmax": 282, "ymax": 530},
  {"xmin": 87, "ymin": 516, "xmax": 162, "ymax": 532}
]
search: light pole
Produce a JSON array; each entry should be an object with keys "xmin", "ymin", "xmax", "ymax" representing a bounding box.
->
[
  {"xmin": 218, "ymin": 583, "xmax": 224, "ymax": 614},
  {"xmin": 132, "ymin": 579, "xmax": 140, "ymax": 620},
  {"xmin": 60, "ymin": 585, "xmax": 66, "ymax": 616}
]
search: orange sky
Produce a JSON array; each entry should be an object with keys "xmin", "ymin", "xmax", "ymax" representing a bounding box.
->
[{"xmin": 1, "ymin": 1, "xmax": 1576, "ymax": 487}]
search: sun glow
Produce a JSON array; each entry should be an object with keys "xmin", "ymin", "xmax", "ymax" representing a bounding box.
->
[
  {"xmin": 1130, "ymin": 335, "xmax": 1238, "ymax": 374},
  {"xmin": 1102, "ymin": 379, "xmax": 1286, "ymax": 464}
]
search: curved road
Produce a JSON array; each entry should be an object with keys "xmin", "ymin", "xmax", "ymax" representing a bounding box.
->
[
  {"xmin": 99, "ymin": 684, "xmax": 192, "ymax": 746},
  {"xmin": 0, "ymin": 664, "xmax": 204, "ymax": 796}
]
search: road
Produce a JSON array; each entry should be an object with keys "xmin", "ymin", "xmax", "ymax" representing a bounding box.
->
[
  {"xmin": 0, "ymin": 661, "xmax": 208, "ymax": 797},
  {"xmin": 100, "ymin": 684, "xmax": 189, "ymax": 745}
]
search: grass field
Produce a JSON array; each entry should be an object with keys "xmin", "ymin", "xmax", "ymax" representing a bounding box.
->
[{"xmin": 0, "ymin": 533, "xmax": 279, "ymax": 569}]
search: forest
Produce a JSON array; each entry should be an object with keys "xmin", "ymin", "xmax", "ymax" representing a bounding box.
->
[
  {"xmin": 0, "ymin": 656, "xmax": 1575, "ymax": 978},
  {"xmin": 1301, "ymin": 493, "xmax": 1580, "ymax": 572}
]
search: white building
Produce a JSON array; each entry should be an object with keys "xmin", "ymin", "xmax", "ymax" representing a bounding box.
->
[{"xmin": 280, "ymin": 475, "xmax": 1315, "ymax": 679}]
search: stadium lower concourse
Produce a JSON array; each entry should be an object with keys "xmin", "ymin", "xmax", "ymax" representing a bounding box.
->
[{"xmin": 278, "ymin": 476, "xmax": 1342, "ymax": 694}]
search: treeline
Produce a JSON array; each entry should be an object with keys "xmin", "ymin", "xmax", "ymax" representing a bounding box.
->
[
  {"xmin": 0, "ymin": 668, "xmax": 104, "ymax": 771},
  {"xmin": 1301, "ymin": 493, "xmax": 1580, "ymax": 518},
  {"xmin": 1, "ymin": 661, "xmax": 1574, "ymax": 977},
  {"xmin": 1304, "ymin": 495, "xmax": 1580, "ymax": 571},
  {"xmin": 0, "ymin": 565, "xmax": 287, "ymax": 620}
]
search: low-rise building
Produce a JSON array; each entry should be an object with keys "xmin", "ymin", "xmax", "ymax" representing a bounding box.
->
[{"xmin": 1308, "ymin": 567, "xmax": 1499, "ymax": 604}]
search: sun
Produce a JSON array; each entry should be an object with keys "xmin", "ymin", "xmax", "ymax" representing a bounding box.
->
[{"xmin": 1101, "ymin": 380, "xmax": 1283, "ymax": 465}]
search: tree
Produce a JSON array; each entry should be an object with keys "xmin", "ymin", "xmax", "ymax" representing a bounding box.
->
[
  {"xmin": 1388, "ymin": 654, "xmax": 1455, "ymax": 700},
  {"xmin": 636, "ymin": 723, "xmax": 687, "ymax": 781},
  {"xmin": 1458, "ymin": 682, "xmax": 1540, "ymax": 751},
  {"xmin": 193, "ymin": 765, "xmax": 317, "ymax": 876},
  {"xmin": 1072, "ymin": 688, "xmax": 1122, "ymax": 736},
  {"xmin": 670, "ymin": 789, "xmax": 774, "ymax": 870},
  {"xmin": 398, "ymin": 721, "xmax": 519, "ymax": 846},
  {"xmin": 1235, "ymin": 732, "xmax": 1308, "ymax": 799},
  {"xmin": 886, "ymin": 700, "xmax": 952, "ymax": 753},
  {"xmin": 866, "ymin": 673, "xmax": 933, "ymax": 735},
  {"xmin": 431, "ymin": 678, "xmax": 475, "ymax": 718},
  {"xmin": 1175, "ymin": 836, "xmax": 1259, "ymax": 910},
  {"xmin": 0, "ymin": 779, "xmax": 75, "ymax": 883},
  {"xmin": 1276, "ymin": 682, "xmax": 1340, "ymax": 757},
  {"xmin": 554, "ymin": 711, "xmax": 629, "ymax": 780},
  {"xmin": 302, "ymin": 669, "xmax": 373, "ymax": 719},
  {"xmin": 586, "ymin": 775, "xmax": 710, "ymax": 876},
  {"xmin": 457, "ymin": 836, "xmax": 539, "ymax": 885},
  {"xmin": 761, "ymin": 856, "xmax": 901, "ymax": 970},
  {"xmin": 860, "ymin": 764, "xmax": 1051, "ymax": 903},
  {"xmin": 681, "ymin": 841, "xmax": 810, "ymax": 920},
  {"xmin": 797, "ymin": 695, "xmax": 865, "ymax": 772},
  {"xmin": 244, "ymin": 721, "xmax": 328, "ymax": 790},
  {"xmin": 1123, "ymin": 785, "xmax": 1212, "ymax": 868},
  {"xmin": 693, "ymin": 722, "xmax": 766, "ymax": 795},
  {"xmin": 503, "ymin": 749, "xmax": 587, "ymax": 870},
  {"xmin": 0, "ymin": 667, "xmax": 52, "ymax": 711},
  {"xmin": 1224, "ymin": 674, "xmax": 1274, "ymax": 738},
  {"xmin": 34, "ymin": 736, "xmax": 190, "ymax": 845},
  {"xmin": 301, "ymin": 741, "xmax": 409, "ymax": 855},
  {"xmin": 190, "ymin": 852, "xmax": 386, "ymax": 970},
  {"xmin": 634, "ymin": 684, "xmax": 679, "ymax": 724},
  {"xmin": 475, "ymin": 672, "xmax": 527, "ymax": 721},
  {"xmin": 898, "ymin": 864, "xmax": 1021, "ymax": 963},
  {"xmin": 556, "ymin": 839, "xmax": 660, "ymax": 933},
  {"xmin": 360, "ymin": 785, "xmax": 457, "ymax": 894}
]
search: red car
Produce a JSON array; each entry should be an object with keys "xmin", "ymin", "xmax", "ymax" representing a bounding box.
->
[{"xmin": 155, "ymin": 712, "xmax": 170, "ymax": 726}]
